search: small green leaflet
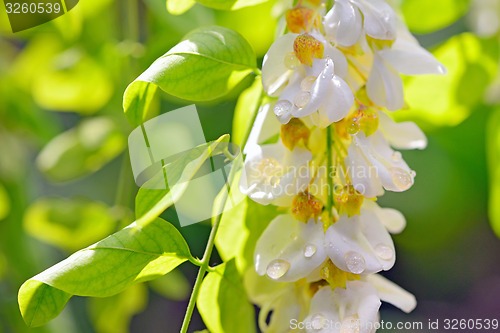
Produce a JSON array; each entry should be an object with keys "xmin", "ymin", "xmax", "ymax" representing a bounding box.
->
[
  {"xmin": 18, "ymin": 218, "xmax": 192, "ymax": 327},
  {"xmin": 123, "ymin": 26, "xmax": 256, "ymax": 127},
  {"xmin": 198, "ymin": 259, "xmax": 256, "ymax": 333}
]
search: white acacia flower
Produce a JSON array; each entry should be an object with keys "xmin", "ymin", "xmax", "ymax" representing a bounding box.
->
[
  {"xmin": 261, "ymin": 33, "xmax": 354, "ymax": 127},
  {"xmin": 345, "ymin": 112, "xmax": 427, "ymax": 197},
  {"xmin": 254, "ymin": 214, "xmax": 327, "ymax": 282},
  {"xmin": 345, "ymin": 131, "xmax": 413, "ymax": 198},
  {"xmin": 240, "ymin": 143, "xmax": 312, "ymax": 206},
  {"xmin": 324, "ymin": 0, "xmax": 397, "ymax": 47},
  {"xmin": 303, "ymin": 281, "xmax": 381, "ymax": 333},
  {"xmin": 366, "ymin": 26, "xmax": 447, "ymax": 111},
  {"xmin": 324, "ymin": 201, "xmax": 403, "ymax": 275},
  {"xmin": 262, "ymin": 33, "xmax": 348, "ymax": 96}
]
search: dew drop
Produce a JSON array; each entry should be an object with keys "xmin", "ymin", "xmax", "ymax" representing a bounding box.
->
[
  {"xmin": 274, "ymin": 100, "xmax": 292, "ymax": 117},
  {"xmin": 284, "ymin": 52, "xmax": 300, "ymax": 70},
  {"xmin": 410, "ymin": 170, "xmax": 417, "ymax": 177},
  {"xmin": 374, "ymin": 243, "xmax": 393, "ymax": 260},
  {"xmin": 300, "ymin": 76, "xmax": 317, "ymax": 92},
  {"xmin": 266, "ymin": 259, "xmax": 290, "ymax": 280},
  {"xmin": 294, "ymin": 91, "xmax": 311, "ymax": 108},
  {"xmin": 344, "ymin": 251, "xmax": 366, "ymax": 274},
  {"xmin": 290, "ymin": 232, "xmax": 298, "ymax": 241},
  {"xmin": 303, "ymin": 243, "xmax": 317, "ymax": 258},
  {"xmin": 311, "ymin": 313, "xmax": 326, "ymax": 330},
  {"xmin": 346, "ymin": 122, "xmax": 360, "ymax": 135},
  {"xmin": 388, "ymin": 167, "xmax": 413, "ymax": 191},
  {"xmin": 392, "ymin": 151, "xmax": 402, "ymax": 161}
]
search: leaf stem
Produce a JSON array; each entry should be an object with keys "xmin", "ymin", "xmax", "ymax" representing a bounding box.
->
[{"xmin": 180, "ymin": 88, "xmax": 262, "ymax": 333}]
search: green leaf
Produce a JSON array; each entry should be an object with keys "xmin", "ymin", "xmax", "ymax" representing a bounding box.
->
[
  {"xmin": 215, "ymin": 172, "xmax": 279, "ymax": 273},
  {"xmin": 232, "ymin": 77, "xmax": 262, "ymax": 146},
  {"xmin": 398, "ymin": 33, "xmax": 497, "ymax": 129},
  {"xmin": 33, "ymin": 49, "xmax": 113, "ymax": 114},
  {"xmin": 23, "ymin": 197, "xmax": 118, "ymax": 252},
  {"xmin": 401, "ymin": 0, "xmax": 470, "ymax": 34},
  {"xmin": 18, "ymin": 218, "xmax": 191, "ymax": 327},
  {"xmin": 135, "ymin": 134, "xmax": 230, "ymax": 226},
  {"xmin": 487, "ymin": 108, "xmax": 500, "ymax": 239},
  {"xmin": 89, "ymin": 283, "xmax": 148, "ymax": 333},
  {"xmin": 167, "ymin": 0, "xmax": 196, "ymax": 15},
  {"xmin": 36, "ymin": 117, "xmax": 126, "ymax": 182},
  {"xmin": 123, "ymin": 81, "xmax": 159, "ymax": 128},
  {"xmin": 197, "ymin": 0, "xmax": 269, "ymax": 10},
  {"xmin": 198, "ymin": 259, "xmax": 256, "ymax": 333},
  {"xmin": 123, "ymin": 26, "xmax": 256, "ymax": 126}
]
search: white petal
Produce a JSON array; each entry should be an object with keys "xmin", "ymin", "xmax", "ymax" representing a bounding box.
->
[
  {"xmin": 345, "ymin": 141, "xmax": 384, "ymax": 198},
  {"xmin": 325, "ymin": 207, "xmax": 396, "ymax": 274},
  {"xmin": 244, "ymin": 104, "xmax": 281, "ymax": 154},
  {"xmin": 324, "ymin": 44, "xmax": 349, "ymax": 78},
  {"xmin": 262, "ymin": 33, "xmax": 299, "ymax": 96},
  {"xmin": 254, "ymin": 215, "xmax": 327, "ymax": 282},
  {"xmin": 379, "ymin": 40, "xmax": 446, "ymax": 76},
  {"xmin": 379, "ymin": 112, "xmax": 427, "ymax": 150},
  {"xmin": 304, "ymin": 282, "xmax": 381, "ymax": 333},
  {"xmin": 354, "ymin": 0, "xmax": 397, "ymax": 40},
  {"xmin": 363, "ymin": 200, "xmax": 406, "ymax": 234},
  {"xmin": 324, "ymin": 75, "xmax": 355, "ymax": 123},
  {"xmin": 366, "ymin": 54, "xmax": 404, "ymax": 111},
  {"xmin": 294, "ymin": 58, "xmax": 335, "ymax": 118},
  {"xmin": 324, "ymin": 0, "xmax": 363, "ymax": 47},
  {"xmin": 365, "ymin": 274, "xmax": 417, "ymax": 313}
]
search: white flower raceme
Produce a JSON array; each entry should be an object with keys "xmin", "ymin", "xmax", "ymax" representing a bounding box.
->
[
  {"xmin": 366, "ymin": 25, "xmax": 447, "ymax": 111},
  {"xmin": 324, "ymin": 0, "xmax": 397, "ymax": 46},
  {"xmin": 239, "ymin": 0, "xmax": 446, "ymax": 332}
]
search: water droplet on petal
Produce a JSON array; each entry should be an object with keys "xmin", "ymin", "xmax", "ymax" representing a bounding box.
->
[
  {"xmin": 274, "ymin": 100, "xmax": 292, "ymax": 118},
  {"xmin": 266, "ymin": 259, "xmax": 290, "ymax": 280},
  {"xmin": 284, "ymin": 52, "xmax": 300, "ymax": 70},
  {"xmin": 389, "ymin": 167, "xmax": 413, "ymax": 191},
  {"xmin": 374, "ymin": 243, "xmax": 393, "ymax": 260},
  {"xmin": 290, "ymin": 232, "xmax": 298, "ymax": 241},
  {"xmin": 294, "ymin": 91, "xmax": 311, "ymax": 108},
  {"xmin": 300, "ymin": 76, "xmax": 317, "ymax": 92},
  {"xmin": 344, "ymin": 251, "xmax": 366, "ymax": 274},
  {"xmin": 311, "ymin": 313, "xmax": 326, "ymax": 330},
  {"xmin": 304, "ymin": 243, "xmax": 317, "ymax": 258},
  {"xmin": 410, "ymin": 170, "xmax": 417, "ymax": 177},
  {"xmin": 392, "ymin": 151, "xmax": 402, "ymax": 161},
  {"xmin": 346, "ymin": 122, "xmax": 360, "ymax": 135}
]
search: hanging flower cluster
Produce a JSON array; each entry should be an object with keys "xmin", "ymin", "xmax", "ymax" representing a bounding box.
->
[{"xmin": 239, "ymin": 0, "xmax": 446, "ymax": 332}]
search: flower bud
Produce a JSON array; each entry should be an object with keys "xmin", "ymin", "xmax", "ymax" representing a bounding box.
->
[
  {"xmin": 334, "ymin": 185, "xmax": 364, "ymax": 217},
  {"xmin": 286, "ymin": 6, "xmax": 319, "ymax": 33},
  {"xmin": 281, "ymin": 118, "xmax": 311, "ymax": 150},
  {"xmin": 292, "ymin": 191, "xmax": 323, "ymax": 222},
  {"xmin": 320, "ymin": 260, "xmax": 360, "ymax": 290}
]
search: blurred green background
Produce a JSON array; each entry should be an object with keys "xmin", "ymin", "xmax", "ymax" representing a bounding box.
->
[{"xmin": 0, "ymin": 0, "xmax": 499, "ymax": 332}]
